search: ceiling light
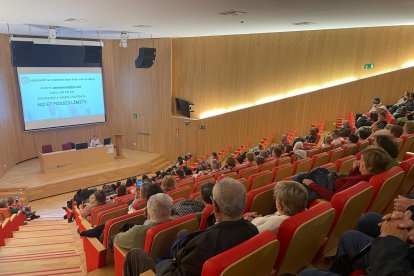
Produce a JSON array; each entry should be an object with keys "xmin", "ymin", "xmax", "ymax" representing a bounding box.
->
[
  {"xmin": 119, "ymin": 32, "xmax": 128, "ymax": 48},
  {"xmin": 48, "ymin": 26, "xmax": 57, "ymax": 43},
  {"xmin": 219, "ymin": 10, "xmax": 247, "ymax": 16}
]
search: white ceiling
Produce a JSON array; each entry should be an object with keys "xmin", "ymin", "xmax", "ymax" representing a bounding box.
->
[{"xmin": 1, "ymin": 0, "xmax": 414, "ymax": 39}]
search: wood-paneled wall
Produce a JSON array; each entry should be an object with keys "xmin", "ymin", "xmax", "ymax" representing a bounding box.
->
[
  {"xmin": 1, "ymin": 25, "xmax": 414, "ymax": 181},
  {"xmin": 172, "ymin": 26, "xmax": 414, "ymax": 119}
]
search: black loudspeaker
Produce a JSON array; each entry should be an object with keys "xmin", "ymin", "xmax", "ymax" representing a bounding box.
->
[{"xmin": 135, "ymin": 47, "xmax": 156, "ymax": 68}]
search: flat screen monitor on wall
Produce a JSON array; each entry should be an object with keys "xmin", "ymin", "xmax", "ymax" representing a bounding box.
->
[
  {"xmin": 175, "ymin": 98, "xmax": 191, "ymax": 118},
  {"xmin": 17, "ymin": 67, "xmax": 106, "ymax": 131}
]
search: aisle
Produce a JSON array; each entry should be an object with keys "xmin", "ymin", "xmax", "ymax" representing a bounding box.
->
[{"xmin": 0, "ymin": 218, "xmax": 84, "ymax": 276}]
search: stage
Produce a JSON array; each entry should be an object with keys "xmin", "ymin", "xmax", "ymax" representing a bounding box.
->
[{"xmin": 0, "ymin": 150, "xmax": 169, "ymax": 202}]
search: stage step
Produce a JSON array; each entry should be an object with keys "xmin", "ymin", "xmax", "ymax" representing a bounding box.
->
[{"xmin": 151, "ymin": 155, "xmax": 171, "ymax": 171}]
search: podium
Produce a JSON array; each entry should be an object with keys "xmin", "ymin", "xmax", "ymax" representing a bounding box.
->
[{"xmin": 114, "ymin": 134, "xmax": 125, "ymax": 159}]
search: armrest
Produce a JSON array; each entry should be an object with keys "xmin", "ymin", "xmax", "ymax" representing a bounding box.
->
[
  {"xmin": 82, "ymin": 235, "xmax": 107, "ymax": 272},
  {"xmin": 1, "ymin": 219, "xmax": 12, "ymax": 238},
  {"xmin": 114, "ymin": 244, "xmax": 128, "ymax": 276}
]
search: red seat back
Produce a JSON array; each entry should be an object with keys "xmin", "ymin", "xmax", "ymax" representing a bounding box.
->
[
  {"xmin": 343, "ymin": 144, "xmax": 358, "ymax": 157},
  {"xmin": 292, "ymin": 158, "xmax": 312, "ymax": 174},
  {"xmin": 41, "ymin": 144, "xmax": 53, "ymax": 154},
  {"xmin": 328, "ymin": 148, "xmax": 344, "ymax": 163},
  {"xmin": 244, "ymin": 183, "xmax": 276, "ymax": 215},
  {"xmin": 247, "ymin": 170, "xmax": 273, "ymax": 191},
  {"xmin": 199, "ymin": 204, "xmax": 214, "ymax": 230},
  {"xmin": 335, "ymin": 155, "xmax": 356, "ymax": 175},
  {"xmin": 310, "ymin": 152, "xmax": 329, "ymax": 169},
  {"xmin": 238, "ymin": 166, "xmax": 259, "ymax": 179},
  {"xmin": 272, "ymin": 164, "xmax": 294, "ymax": 182}
]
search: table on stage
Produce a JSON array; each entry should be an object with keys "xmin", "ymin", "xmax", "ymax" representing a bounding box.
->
[{"xmin": 39, "ymin": 145, "xmax": 115, "ymax": 173}]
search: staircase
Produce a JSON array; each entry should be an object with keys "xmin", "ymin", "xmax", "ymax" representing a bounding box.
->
[{"xmin": 151, "ymin": 155, "xmax": 171, "ymax": 172}]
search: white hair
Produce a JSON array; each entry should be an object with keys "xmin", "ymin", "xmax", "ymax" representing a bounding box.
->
[
  {"xmin": 147, "ymin": 193, "xmax": 173, "ymax": 223},
  {"xmin": 213, "ymin": 178, "xmax": 246, "ymax": 219},
  {"xmin": 293, "ymin": 141, "xmax": 303, "ymax": 150}
]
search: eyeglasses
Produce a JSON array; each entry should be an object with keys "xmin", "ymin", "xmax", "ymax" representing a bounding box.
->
[{"xmin": 210, "ymin": 196, "xmax": 220, "ymax": 211}]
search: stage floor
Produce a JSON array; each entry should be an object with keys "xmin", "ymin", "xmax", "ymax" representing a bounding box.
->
[{"xmin": 0, "ymin": 150, "xmax": 164, "ymax": 201}]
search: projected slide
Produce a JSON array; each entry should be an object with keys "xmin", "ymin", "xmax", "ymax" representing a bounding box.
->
[{"xmin": 17, "ymin": 67, "xmax": 106, "ymax": 130}]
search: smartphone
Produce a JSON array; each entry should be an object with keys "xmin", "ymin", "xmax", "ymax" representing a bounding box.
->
[
  {"xmin": 15, "ymin": 195, "xmax": 19, "ymax": 202},
  {"xmin": 137, "ymin": 180, "xmax": 143, "ymax": 186}
]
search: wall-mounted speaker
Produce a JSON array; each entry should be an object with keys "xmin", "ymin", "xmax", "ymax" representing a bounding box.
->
[{"xmin": 135, "ymin": 47, "xmax": 156, "ymax": 68}]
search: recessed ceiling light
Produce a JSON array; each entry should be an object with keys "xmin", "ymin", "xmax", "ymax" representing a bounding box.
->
[
  {"xmin": 292, "ymin": 21, "xmax": 316, "ymax": 26},
  {"xmin": 219, "ymin": 10, "xmax": 247, "ymax": 16},
  {"xmin": 133, "ymin": 25, "xmax": 153, "ymax": 28},
  {"xmin": 64, "ymin": 18, "xmax": 87, "ymax": 23}
]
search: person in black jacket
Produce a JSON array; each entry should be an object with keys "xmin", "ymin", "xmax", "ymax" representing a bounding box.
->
[{"xmin": 123, "ymin": 178, "xmax": 258, "ymax": 276}]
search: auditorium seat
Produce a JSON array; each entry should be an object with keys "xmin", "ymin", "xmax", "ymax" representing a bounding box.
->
[
  {"xmin": 278, "ymin": 157, "xmax": 293, "ymax": 166},
  {"xmin": 328, "ymin": 148, "xmax": 344, "ymax": 163},
  {"xmin": 114, "ymin": 214, "xmax": 199, "ymax": 276},
  {"xmin": 0, "ymin": 223, "xmax": 4, "ymax": 246},
  {"xmin": 192, "ymin": 179, "xmax": 215, "ymax": 193},
  {"xmin": 238, "ymin": 178, "xmax": 248, "ymax": 191},
  {"xmin": 367, "ymin": 166, "xmax": 405, "ymax": 214},
  {"xmin": 217, "ymin": 172, "xmax": 238, "ymax": 181},
  {"xmin": 272, "ymin": 164, "xmax": 294, "ymax": 182},
  {"xmin": 189, "ymin": 192, "xmax": 202, "ymax": 202},
  {"xmin": 398, "ymin": 134, "xmax": 414, "ymax": 160},
  {"xmin": 238, "ymin": 166, "xmax": 259, "ymax": 179},
  {"xmin": 310, "ymin": 152, "xmax": 329, "ymax": 170},
  {"xmin": 41, "ymin": 144, "xmax": 53, "ymax": 154},
  {"xmin": 199, "ymin": 204, "xmax": 214, "ymax": 230},
  {"xmin": 114, "ymin": 194, "xmax": 135, "ymax": 205},
  {"xmin": 292, "ymin": 158, "xmax": 312, "ymax": 174},
  {"xmin": 201, "ymin": 230, "xmax": 280, "ymax": 276},
  {"xmin": 196, "ymin": 174, "xmax": 215, "ymax": 184},
  {"xmin": 260, "ymin": 160, "xmax": 276, "ymax": 172},
  {"xmin": 1, "ymin": 218, "xmax": 13, "ymax": 239},
  {"xmin": 168, "ymin": 186, "xmax": 192, "ymax": 200},
  {"xmin": 319, "ymin": 145, "xmax": 332, "ymax": 153},
  {"xmin": 394, "ymin": 137, "xmax": 404, "ymax": 152},
  {"xmin": 274, "ymin": 202, "xmax": 335, "ymax": 275},
  {"xmin": 356, "ymin": 140, "xmax": 370, "ymax": 152},
  {"xmin": 335, "ymin": 155, "xmax": 356, "ymax": 174},
  {"xmin": 246, "ymin": 170, "xmax": 273, "ymax": 191},
  {"xmin": 244, "ymin": 183, "xmax": 277, "ymax": 216},
  {"xmin": 321, "ymin": 181, "xmax": 373, "ymax": 257},
  {"xmin": 133, "ymin": 199, "xmax": 147, "ymax": 210},
  {"xmin": 342, "ymin": 144, "xmax": 358, "ymax": 157},
  {"xmin": 90, "ymin": 202, "xmax": 119, "ymax": 228},
  {"xmin": 94, "ymin": 204, "xmax": 129, "ymax": 228},
  {"xmin": 82, "ymin": 210, "xmax": 146, "ymax": 272},
  {"xmin": 306, "ymin": 148, "xmax": 319, "ymax": 158},
  {"xmin": 61, "ymin": 142, "xmax": 72, "ymax": 151}
]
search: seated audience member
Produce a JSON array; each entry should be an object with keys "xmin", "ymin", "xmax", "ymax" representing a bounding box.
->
[
  {"xmin": 129, "ymin": 182, "xmax": 150, "ymax": 213},
  {"xmin": 223, "ymin": 156, "xmax": 237, "ymax": 170},
  {"xmin": 373, "ymin": 135, "xmax": 399, "ymax": 168},
  {"xmin": 390, "ymin": 124, "xmax": 403, "ymax": 139},
  {"xmin": 371, "ymin": 111, "xmax": 387, "ymax": 132},
  {"xmin": 6, "ymin": 197, "xmax": 39, "ymax": 220},
  {"xmin": 322, "ymin": 135, "xmax": 334, "ymax": 147},
  {"xmin": 252, "ymin": 143, "xmax": 264, "ymax": 155},
  {"xmin": 272, "ymin": 147, "xmax": 283, "ymax": 161},
  {"xmin": 245, "ymin": 152, "xmax": 256, "ymax": 166},
  {"xmin": 122, "ymin": 178, "xmax": 258, "ymax": 276},
  {"xmin": 280, "ymin": 133, "xmax": 289, "ymax": 148},
  {"xmin": 208, "ymin": 152, "xmax": 218, "ymax": 164},
  {"xmin": 294, "ymin": 148, "xmax": 391, "ymax": 203},
  {"xmin": 367, "ymin": 97, "xmax": 382, "ymax": 119},
  {"xmin": 110, "ymin": 181, "xmax": 121, "ymax": 192},
  {"xmin": 356, "ymin": 114, "xmax": 372, "ymax": 128},
  {"xmin": 291, "ymin": 141, "xmax": 307, "ymax": 160},
  {"xmin": 244, "ymin": 181, "xmax": 308, "ymax": 233},
  {"xmin": 388, "ymin": 91, "xmax": 410, "ymax": 113},
  {"xmin": 80, "ymin": 190, "xmax": 107, "ymax": 221},
  {"xmin": 236, "ymin": 155, "xmax": 245, "ymax": 166},
  {"xmin": 172, "ymin": 182, "xmax": 214, "ymax": 219},
  {"xmin": 89, "ymin": 134, "xmax": 101, "ymax": 147},
  {"xmin": 161, "ymin": 175, "xmax": 176, "ymax": 193},
  {"xmin": 255, "ymin": 156, "xmax": 265, "ymax": 166},
  {"xmin": 357, "ymin": 126, "xmax": 372, "ymax": 141},
  {"xmin": 276, "ymin": 143, "xmax": 286, "ymax": 153},
  {"xmin": 210, "ymin": 160, "xmax": 221, "ymax": 172},
  {"xmin": 339, "ymin": 120, "xmax": 351, "ymax": 138},
  {"xmin": 125, "ymin": 177, "xmax": 135, "ymax": 188},
  {"xmin": 112, "ymin": 184, "xmax": 127, "ymax": 200},
  {"xmin": 348, "ymin": 133, "xmax": 359, "ymax": 144},
  {"xmin": 66, "ymin": 187, "xmax": 96, "ymax": 210},
  {"xmin": 330, "ymin": 129, "xmax": 344, "ymax": 145},
  {"xmin": 114, "ymin": 193, "xmax": 174, "ymax": 251},
  {"xmin": 300, "ymin": 210, "xmax": 414, "ymax": 276},
  {"xmin": 259, "ymin": 150, "xmax": 269, "ymax": 159},
  {"xmin": 403, "ymin": 120, "xmax": 414, "ymax": 135},
  {"xmin": 394, "ymin": 93, "xmax": 414, "ymax": 119},
  {"xmin": 305, "ymin": 128, "xmax": 318, "ymax": 143}
]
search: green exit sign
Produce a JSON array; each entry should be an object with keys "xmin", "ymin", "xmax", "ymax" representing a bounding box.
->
[
  {"xmin": 199, "ymin": 125, "xmax": 206, "ymax": 130},
  {"xmin": 364, "ymin": 63, "xmax": 374, "ymax": 69}
]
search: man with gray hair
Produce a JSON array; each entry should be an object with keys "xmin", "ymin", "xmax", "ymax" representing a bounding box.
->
[
  {"xmin": 123, "ymin": 178, "xmax": 258, "ymax": 276},
  {"xmin": 114, "ymin": 193, "xmax": 173, "ymax": 250}
]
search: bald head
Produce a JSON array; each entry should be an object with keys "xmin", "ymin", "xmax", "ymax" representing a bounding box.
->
[{"xmin": 212, "ymin": 178, "xmax": 246, "ymax": 220}]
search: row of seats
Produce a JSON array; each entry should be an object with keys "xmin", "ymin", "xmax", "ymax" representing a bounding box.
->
[{"xmin": 0, "ymin": 209, "xmax": 26, "ymax": 246}]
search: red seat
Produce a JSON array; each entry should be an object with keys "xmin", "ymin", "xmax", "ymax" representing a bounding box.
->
[
  {"xmin": 114, "ymin": 194, "xmax": 135, "ymax": 205},
  {"xmin": 246, "ymin": 170, "xmax": 273, "ymax": 191},
  {"xmin": 189, "ymin": 192, "xmax": 202, "ymax": 202},
  {"xmin": 335, "ymin": 155, "xmax": 356, "ymax": 175},
  {"xmin": 321, "ymin": 181, "xmax": 373, "ymax": 256},
  {"xmin": 398, "ymin": 134, "xmax": 414, "ymax": 160},
  {"xmin": 277, "ymin": 157, "xmax": 292, "ymax": 166},
  {"xmin": 244, "ymin": 183, "xmax": 276, "ymax": 215},
  {"xmin": 168, "ymin": 186, "xmax": 192, "ymax": 200},
  {"xmin": 342, "ymin": 144, "xmax": 358, "ymax": 157},
  {"xmin": 367, "ymin": 166, "xmax": 405, "ymax": 214},
  {"xmin": 61, "ymin": 142, "xmax": 72, "ymax": 151},
  {"xmin": 356, "ymin": 140, "xmax": 370, "ymax": 152},
  {"xmin": 292, "ymin": 158, "xmax": 312, "ymax": 174},
  {"xmin": 272, "ymin": 164, "xmax": 294, "ymax": 182},
  {"xmin": 238, "ymin": 166, "xmax": 259, "ymax": 179},
  {"xmin": 310, "ymin": 152, "xmax": 329, "ymax": 169},
  {"xmin": 94, "ymin": 204, "xmax": 128, "ymax": 228},
  {"xmin": 133, "ymin": 199, "xmax": 147, "ymax": 210},
  {"xmin": 260, "ymin": 160, "xmax": 277, "ymax": 172},
  {"xmin": 90, "ymin": 202, "xmax": 118, "ymax": 227},
  {"xmin": 192, "ymin": 179, "xmax": 216, "ymax": 193},
  {"xmin": 201, "ymin": 230, "xmax": 279, "ymax": 276},
  {"xmin": 41, "ymin": 144, "xmax": 53, "ymax": 154},
  {"xmin": 199, "ymin": 204, "xmax": 214, "ymax": 230},
  {"xmin": 316, "ymin": 162, "xmax": 336, "ymax": 171},
  {"xmin": 328, "ymin": 148, "xmax": 344, "ymax": 163},
  {"xmin": 0, "ymin": 223, "xmax": 5, "ymax": 246},
  {"xmin": 217, "ymin": 172, "xmax": 238, "ymax": 181},
  {"xmin": 214, "ymin": 169, "xmax": 231, "ymax": 180},
  {"xmin": 306, "ymin": 148, "xmax": 319, "ymax": 158},
  {"xmin": 274, "ymin": 202, "xmax": 335, "ymax": 274}
]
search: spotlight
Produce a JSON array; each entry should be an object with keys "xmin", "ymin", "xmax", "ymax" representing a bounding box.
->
[
  {"xmin": 48, "ymin": 26, "xmax": 57, "ymax": 43},
  {"xmin": 119, "ymin": 32, "xmax": 128, "ymax": 48}
]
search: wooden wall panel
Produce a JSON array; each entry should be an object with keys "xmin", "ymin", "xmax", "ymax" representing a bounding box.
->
[{"xmin": 172, "ymin": 26, "xmax": 414, "ymax": 119}]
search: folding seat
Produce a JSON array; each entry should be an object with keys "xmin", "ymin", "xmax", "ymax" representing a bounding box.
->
[
  {"xmin": 321, "ymin": 181, "xmax": 373, "ymax": 257},
  {"xmin": 367, "ymin": 166, "xmax": 405, "ymax": 214},
  {"xmin": 238, "ymin": 166, "xmax": 259, "ymax": 179},
  {"xmin": 274, "ymin": 202, "xmax": 335, "ymax": 275},
  {"xmin": 176, "ymin": 178, "xmax": 194, "ymax": 188},
  {"xmin": 246, "ymin": 170, "xmax": 273, "ymax": 191},
  {"xmin": 278, "ymin": 157, "xmax": 292, "ymax": 166},
  {"xmin": 214, "ymin": 169, "xmax": 231, "ymax": 180},
  {"xmin": 114, "ymin": 194, "xmax": 135, "ymax": 205},
  {"xmin": 328, "ymin": 148, "xmax": 344, "ymax": 163},
  {"xmin": 192, "ymin": 179, "xmax": 216, "ymax": 193},
  {"xmin": 199, "ymin": 204, "xmax": 214, "ymax": 230},
  {"xmin": 397, "ymin": 134, "xmax": 414, "ymax": 160},
  {"xmin": 233, "ymin": 164, "xmax": 249, "ymax": 173},
  {"xmin": 217, "ymin": 172, "xmax": 238, "ymax": 181},
  {"xmin": 94, "ymin": 204, "xmax": 129, "ymax": 228},
  {"xmin": 133, "ymin": 199, "xmax": 147, "ymax": 210},
  {"xmin": 356, "ymin": 140, "xmax": 370, "ymax": 152},
  {"xmin": 196, "ymin": 174, "xmax": 215, "ymax": 184},
  {"xmin": 292, "ymin": 158, "xmax": 312, "ymax": 174},
  {"xmin": 244, "ymin": 183, "xmax": 277, "ymax": 215},
  {"xmin": 310, "ymin": 152, "xmax": 329, "ymax": 170},
  {"xmin": 317, "ymin": 163, "xmax": 336, "ymax": 171},
  {"xmin": 319, "ymin": 145, "xmax": 332, "ymax": 153},
  {"xmin": 394, "ymin": 137, "xmax": 404, "ymax": 152},
  {"xmin": 305, "ymin": 148, "xmax": 319, "ymax": 158},
  {"xmin": 342, "ymin": 144, "xmax": 358, "ymax": 157},
  {"xmin": 114, "ymin": 214, "xmax": 199, "ymax": 276},
  {"xmin": 201, "ymin": 230, "xmax": 279, "ymax": 276},
  {"xmin": 168, "ymin": 186, "xmax": 192, "ymax": 200},
  {"xmin": 90, "ymin": 202, "xmax": 119, "ymax": 228},
  {"xmin": 272, "ymin": 164, "xmax": 294, "ymax": 182},
  {"xmin": 260, "ymin": 160, "xmax": 276, "ymax": 172},
  {"xmin": 41, "ymin": 144, "xmax": 53, "ymax": 153},
  {"xmin": 335, "ymin": 155, "xmax": 356, "ymax": 175},
  {"xmin": 238, "ymin": 178, "xmax": 248, "ymax": 191}
]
